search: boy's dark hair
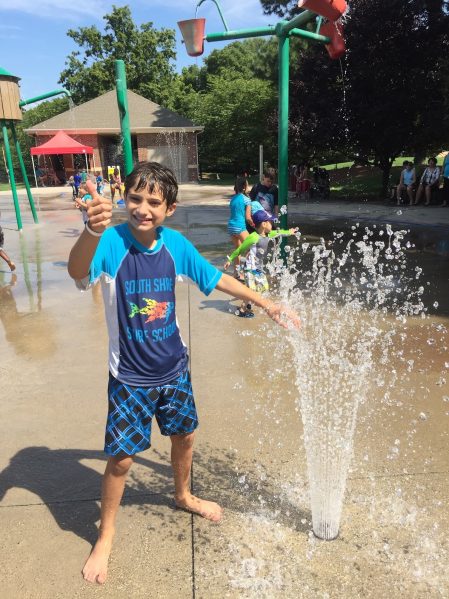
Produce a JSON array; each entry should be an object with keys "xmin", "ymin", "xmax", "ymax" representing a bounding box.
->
[
  {"xmin": 428, "ymin": 157, "xmax": 437, "ymax": 164},
  {"xmin": 263, "ymin": 167, "xmax": 276, "ymax": 182},
  {"xmin": 234, "ymin": 176, "xmax": 248, "ymax": 194},
  {"xmin": 402, "ymin": 160, "xmax": 409, "ymax": 166},
  {"xmin": 124, "ymin": 162, "xmax": 178, "ymax": 207}
]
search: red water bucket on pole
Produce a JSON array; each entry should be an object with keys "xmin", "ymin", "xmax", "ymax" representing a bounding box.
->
[
  {"xmin": 319, "ymin": 21, "xmax": 346, "ymax": 59},
  {"xmin": 297, "ymin": 0, "xmax": 346, "ymax": 22},
  {"xmin": 178, "ymin": 18, "xmax": 206, "ymax": 57}
]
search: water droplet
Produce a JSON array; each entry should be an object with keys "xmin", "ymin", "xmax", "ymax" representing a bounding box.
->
[
  {"xmin": 433, "ymin": 301, "xmax": 439, "ymax": 308},
  {"xmin": 238, "ymin": 475, "xmax": 246, "ymax": 484},
  {"xmin": 418, "ymin": 412, "xmax": 428, "ymax": 421},
  {"xmin": 396, "ymin": 210, "xmax": 402, "ymax": 215}
]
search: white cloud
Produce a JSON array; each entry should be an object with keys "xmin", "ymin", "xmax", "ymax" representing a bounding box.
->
[{"xmin": 0, "ymin": 0, "xmax": 106, "ymax": 19}]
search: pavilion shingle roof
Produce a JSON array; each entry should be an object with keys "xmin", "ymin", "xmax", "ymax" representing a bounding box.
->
[{"xmin": 25, "ymin": 90, "xmax": 201, "ymax": 133}]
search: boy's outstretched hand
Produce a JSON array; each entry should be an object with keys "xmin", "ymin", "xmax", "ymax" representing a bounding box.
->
[
  {"xmin": 85, "ymin": 180, "xmax": 113, "ymax": 234},
  {"xmin": 264, "ymin": 301, "xmax": 301, "ymax": 330}
]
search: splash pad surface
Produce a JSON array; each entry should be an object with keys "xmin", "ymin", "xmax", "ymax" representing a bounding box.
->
[{"xmin": 0, "ymin": 189, "xmax": 448, "ymax": 597}]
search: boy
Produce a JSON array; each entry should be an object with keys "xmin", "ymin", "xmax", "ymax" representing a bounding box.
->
[
  {"xmin": 67, "ymin": 162, "xmax": 299, "ymax": 585},
  {"xmin": 74, "ymin": 183, "xmax": 93, "ymax": 224},
  {"xmin": 73, "ymin": 170, "xmax": 82, "ymax": 198},
  {"xmin": 396, "ymin": 160, "xmax": 416, "ymax": 205},
  {"xmin": 224, "ymin": 210, "xmax": 298, "ymax": 317},
  {"xmin": 96, "ymin": 171, "xmax": 104, "ymax": 195},
  {"xmin": 249, "ymin": 167, "xmax": 279, "ymax": 219}
]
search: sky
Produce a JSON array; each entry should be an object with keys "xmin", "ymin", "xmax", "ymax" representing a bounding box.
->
[{"xmin": 0, "ymin": 0, "xmax": 276, "ymax": 101}]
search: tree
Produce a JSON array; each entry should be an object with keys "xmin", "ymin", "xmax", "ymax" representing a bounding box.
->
[
  {"xmin": 173, "ymin": 39, "xmax": 279, "ymax": 173},
  {"xmin": 262, "ymin": 0, "xmax": 449, "ymax": 195},
  {"xmin": 193, "ymin": 75, "xmax": 277, "ymax": 172},
  {"xmin": 59, "ymin": 5, "xmax": 177, "ymax": 108}
]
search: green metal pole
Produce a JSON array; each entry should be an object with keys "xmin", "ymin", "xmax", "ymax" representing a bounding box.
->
[
  {"xmin": 10, "ymin": 121, "xmax": 39, "ymax": 224},
  {"xmin": 19, "ymin": 89, "xmax": 71, "ymax": 108},
  {"xmin": 206, "ymin": 26, "xmax": 275, "ymax": 42},
  {"xmin": 1, "ymin": 120, "xmax": 23, "ymax": 231},
  {"xmin": 115, "ymin": 60, "xmax": 133, "ymax": 177},
  {"xmin": 277, "ymin": 27, "xmax": 290, "ymax": 231},
  {"xmin": 196, "ymin": 0, "xmax": 229, "ymax": 31}
]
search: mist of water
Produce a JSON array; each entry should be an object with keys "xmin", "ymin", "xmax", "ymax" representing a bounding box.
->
[{"xmin": 267, "ymin": 224, "xmax": 427, "ymax": 539}]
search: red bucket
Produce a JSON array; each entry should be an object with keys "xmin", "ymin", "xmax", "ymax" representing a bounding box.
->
[
  {"xmin": 178, "ymin": 18, "xmax": 206, "ymax": 57},
  {"xmin": 320, "ymin": 21, "xmax": 346, "ymax": 59},
  {"xmin": 297, "ymin": 0, "xmax": 347, "ymax": 22}
]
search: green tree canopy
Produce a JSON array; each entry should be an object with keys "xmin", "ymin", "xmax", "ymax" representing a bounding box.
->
[
  {"xmin": 262, "ymin": 0, "xmax": 449, "ymax": 195},
  {"xmin": 193, "ymin": 75, "xmax": 277, "ymax": 172},
  {"xmin": 59, "ymin": 5, "xmax": 177, "ymax": 107}
]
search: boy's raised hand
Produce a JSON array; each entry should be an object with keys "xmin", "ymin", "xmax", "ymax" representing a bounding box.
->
[{"xmin": 85, "ymin": 180, "xmax": 113, "ymax": 234}]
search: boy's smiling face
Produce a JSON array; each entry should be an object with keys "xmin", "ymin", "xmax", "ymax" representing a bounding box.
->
[{"xmin": 125, "ymin": 184, "xmax": 176, "ymax": 245}]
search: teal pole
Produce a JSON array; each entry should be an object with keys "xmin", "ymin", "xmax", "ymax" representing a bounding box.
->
[
  {"xmin": 206, "ymin": 26, "xmax": 275, "ymax": 42},
  {"xmin": 277, "ymin": 27, "xmax": 290, "ymax": 231},
  {"xmin": 115, "ymin": 60, "xmax": 133, "ymax": 176},
  {"xmin": 196, "ymin": 0, "xmax": 229, "ymax": 30},
  {"xmin": 1, "ymin": 120, "xmax": 23, "ymax": 231},
  {"xmin": 19, "ymin": 89, "xmax": 71, "ymax": 108},
  {"xmin": 10, "ymin": 121, "xmax": 39, "ymax": 224}
]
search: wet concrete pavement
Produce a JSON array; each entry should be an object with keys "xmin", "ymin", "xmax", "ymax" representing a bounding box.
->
[{"xmin": 0, "ymin": 185, "xmax": 448, "ymax": 598}]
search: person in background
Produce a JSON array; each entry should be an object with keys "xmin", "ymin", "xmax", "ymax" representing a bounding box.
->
[
  {"xmin": 73, "ymin": 171, "xmax": 82, "ymax": 198},
  {"xmin": 249, "ymin": 167, "xmax": 279, "ymax": 218},
  {"xmin": 396, "ymin": 160, "xmax": 416, "ymax": 205},
  {"xmin": 0, "ymin": 224, "xmax": 16, "ymax": 272},
  {"xmin": 224, "ymin": 209, "xmax": 298, "ymax": 318},
  {"xmin": 110, "ymin": 168, "xmax": 123, "ymax": 205},
  {"xmin": 227, "ymin": 177, "xmax": 251, "ymax": 280},
  {"xmin": 81, "ymin": 169, "xmax": 88, "ymax": 184},
  {"xmin": 96, "ymin": 172, "xmax": 104, "ymax": 195},
  {"xmin": 295, "ymin": 163, "xmax": 311, "ymax": 201},
  {"xmin": 414, "ymin": 157, "xmax": 440, "ymax": 206},
  {"xmin": 35, "ymin": 165, "xmax": 47, "ymax": 187},
  {"xmin": 74, "ymin": 183, "xmax": 93, "ymax": 225},
  {"xmin": 441, "ymin": 153, "xmax": 449, "ymax": 207},
  {"xmin": 68, "ymin": 175, "xmax": 76, "ymax": 199}
]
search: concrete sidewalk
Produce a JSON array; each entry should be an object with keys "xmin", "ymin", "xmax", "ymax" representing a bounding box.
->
[{"xmin": 0, "ymin": 190, "xmax": 448, "ymax": 598}]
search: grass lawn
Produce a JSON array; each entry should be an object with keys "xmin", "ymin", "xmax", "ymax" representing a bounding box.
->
[{"xmin": 0, "ymin": 182, "xmax": 25, "ymax": 192}]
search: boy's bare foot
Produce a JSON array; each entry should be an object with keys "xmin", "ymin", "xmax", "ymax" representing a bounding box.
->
[
  {"xmin": 9, "ymin": 262, "xmax": 16, "ymax": 272},
  {"xmin": 82, "ymin": 535, "xmax": 113, "ymax": 584},
  {"xmin": 175, "ymin": 494, "xmax": 223, "ymax": 522}
]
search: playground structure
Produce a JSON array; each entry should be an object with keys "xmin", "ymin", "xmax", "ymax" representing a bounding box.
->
[
  {"xmin": 178, "ymin": 0, "xmax": 346, "ymax": 229},
  {"xmin": 0, "ymin": 65, "xmax": 71, "ymax": 230}
]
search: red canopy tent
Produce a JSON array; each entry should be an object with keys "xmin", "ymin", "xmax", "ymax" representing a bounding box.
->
[{"xmin": 30, "ymin": 130, "xmax": 94, "ymax": 186}]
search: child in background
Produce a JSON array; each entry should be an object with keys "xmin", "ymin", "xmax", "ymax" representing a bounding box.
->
[
  {"xmin": 73, "ymin": 171, "xmax": 82, "ymax": 198},
  {"xmin": 249, "ymin": 167, "xmax": 279, "ymax": 218},
  {"xmin": 96, "ymin": 172, "xmax": 104, "ymax": 195},
  {"xmin": 224, "ymin": 209, "xmax": 298, "ymax": 318},
  {"xmin": 74, "ymin": 183, "xmax": 93, "ymax": 225},
  {"xmin": 227, "ymin": 177, "xmax": 251, "ymax": 280},
  {"xmin": 0, "ymin": 225, "xmax": 16, "ymax": 272}
]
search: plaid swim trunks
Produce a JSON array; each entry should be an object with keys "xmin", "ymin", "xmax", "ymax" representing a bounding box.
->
[{"xmin": 105, "ymin": 368, "xmax": 198, "ymax": 456}]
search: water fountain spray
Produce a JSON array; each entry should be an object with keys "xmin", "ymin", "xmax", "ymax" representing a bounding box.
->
[{"xmin": 268, "ymin": 225, "xmax": 426, "ymax": 539}]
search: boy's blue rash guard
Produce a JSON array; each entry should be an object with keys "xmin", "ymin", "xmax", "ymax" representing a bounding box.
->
[{"xmin": 76, "ymin": 223, "xmax": 222, "ymax": 386}]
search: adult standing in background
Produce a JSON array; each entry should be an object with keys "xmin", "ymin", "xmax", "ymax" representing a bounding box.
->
[{"xmin": 441, "ymin": 153, "xmax": 449, "ymax": 207}]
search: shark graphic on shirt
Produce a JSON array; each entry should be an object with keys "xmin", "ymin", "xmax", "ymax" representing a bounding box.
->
[{"xmin": 128, "ymin": 298, "xmax": 174, "ymax": 324}]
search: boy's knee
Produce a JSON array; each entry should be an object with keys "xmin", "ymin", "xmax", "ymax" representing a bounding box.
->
[
  {"xmin": 108, "ymin": 455, "xmax": 134, "ymax": 476},
  {"xmin": 172, "ymin": 431, "xmax": 195, "ymax": 449}
]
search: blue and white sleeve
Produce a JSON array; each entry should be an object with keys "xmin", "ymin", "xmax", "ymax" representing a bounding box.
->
[{"xmin": 165, "ymin": 229, "xmax": 222, "ymax": 296}]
